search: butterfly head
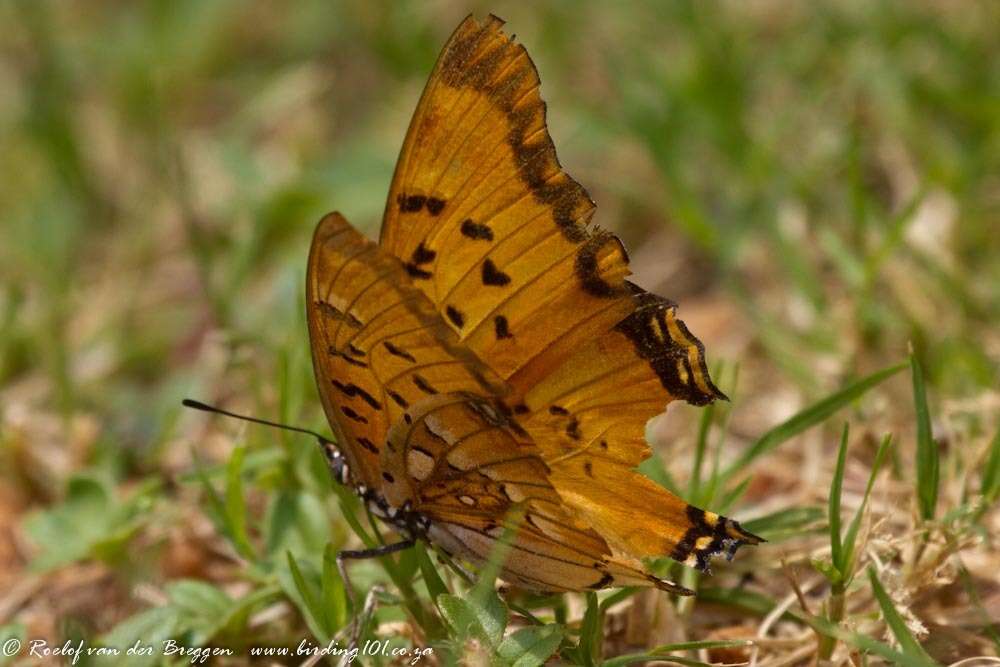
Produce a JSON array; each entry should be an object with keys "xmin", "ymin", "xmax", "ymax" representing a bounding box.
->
[{"xmin": 320, "ymin": 441, "xmax": 353, "ymax": 486}]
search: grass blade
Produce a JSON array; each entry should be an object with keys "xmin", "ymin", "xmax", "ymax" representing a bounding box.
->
[
  {"xmin": 321, "ymin": 543, "xmax": 348, "ymax": 633},
  {"xmin": 808, "ymin": 613, "xmax": 938, "ymax": 667},
  {"xmin": 224, "ymin": 445, "xmax": 256, "ymax": 561},
  {"xmin": 980, "ymin": 424, "xmax": 1000, "ymax": 506},
  {"xmin": 688, "ymin": 400, "xmax": 715, "ymax": 498},
  {"xmin": 741, "ymin": 506, "xmax": 825, "ymax": 540},
  {"xmin": 829, "ymin": 422, "xmax": 850, "ymax": 575},
  {"xmin": 578, "ymin": 591, "xmax": 601, "ymax": 667},
  {"xmin": 910, "ymin": 352, "xmax": 938, "ymax": 520},
  {"xmin": 414, "ymin": 541, "xmax": 448, "ymax": 601},
  {"xmin": 867, "ymin": 567, "xmax": 939, "ymax": 666},
  {"xmin": 717, "ymin": 475, "xmax": 751, "ymax": 514},
  {"xmin": 722, "ymin": 362, "xmax": 906, "ymax": 483},
  {"xmin": 602, "ymin": 640, "xmax": 751, "ymax": 667},
  {"xmin": 472, "ymin": 508, "xmax": 524, "ymax": 601},
  {"xmin": 841, "ymin": 434, "xmax": 892, "ymax": 578},
  {"xmin": 599, "ymin": 587, "xmax": 640, "ymax": 613},
  {"xmin": 285, "ymin": 550, "xmax": 330, "ymax": 642}
]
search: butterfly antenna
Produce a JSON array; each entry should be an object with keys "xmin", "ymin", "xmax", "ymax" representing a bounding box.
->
[{"xmin": 181, "ymin": 398, "xmax": 332, "ymax": 445}]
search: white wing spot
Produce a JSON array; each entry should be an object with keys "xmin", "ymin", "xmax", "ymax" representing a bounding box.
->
[{"xmin": 407, "ymin": 449, "xmax": 435, "ymax": 481}]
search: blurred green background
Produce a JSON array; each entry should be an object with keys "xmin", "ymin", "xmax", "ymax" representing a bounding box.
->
[{"xmin": 1, "ymin": 0, "xmax": 998, "ymax": 662}]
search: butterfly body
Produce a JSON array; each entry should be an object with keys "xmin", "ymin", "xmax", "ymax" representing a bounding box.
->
[{"xmin": 306, "ymin": 15, "xmax": 762, "ymax": 594}]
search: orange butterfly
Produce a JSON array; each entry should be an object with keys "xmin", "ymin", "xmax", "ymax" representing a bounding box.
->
[{"xmin": 301, "ymin": 14, "xmax": 762, "ymax": 595}]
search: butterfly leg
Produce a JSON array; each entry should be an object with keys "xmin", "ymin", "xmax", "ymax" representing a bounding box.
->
[{"xmin": 336, "ymin": 539, "xmax": 416, "ymax": 649}]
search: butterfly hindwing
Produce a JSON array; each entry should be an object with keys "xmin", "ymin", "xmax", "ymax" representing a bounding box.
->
[{"xmin": 380, "ymin": 393, "xmax": 692, "ymax": 593}]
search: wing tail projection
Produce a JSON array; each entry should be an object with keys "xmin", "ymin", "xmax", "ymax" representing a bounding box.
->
[{"xmin": 549, "ymin": 459, "xmax": 763, "ymax": 574}]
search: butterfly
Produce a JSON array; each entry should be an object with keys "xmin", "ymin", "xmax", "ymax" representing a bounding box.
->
[{"xmin": 304, "ymin": 13, "xmax": 761, "ymax": 596}]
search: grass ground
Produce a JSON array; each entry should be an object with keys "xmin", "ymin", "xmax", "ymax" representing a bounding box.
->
[{"xmin": 1, "ymin": 1, "xmax": 998, "ymax": 665}]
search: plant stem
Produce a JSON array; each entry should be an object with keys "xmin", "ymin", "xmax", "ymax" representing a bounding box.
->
[{"xmin": 817, "ymin": 581, "xmax": 846, "ymax": 661}]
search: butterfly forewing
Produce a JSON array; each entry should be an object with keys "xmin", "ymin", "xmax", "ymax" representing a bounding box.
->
[
  {"xmin": 306, "ymin": 212, "xmax": 503, "ymax": 489},
  {"xmin": 379, "ymin": 16, "xmax": 637, "ymax": 385},
  {"xmin": 377, "ymin": 16, "xmax": 725, "ymax": 465}
]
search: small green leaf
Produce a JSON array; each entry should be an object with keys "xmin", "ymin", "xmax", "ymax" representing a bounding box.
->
[
  {"xmin": 176, "ymin": 448, "xmax": 284, "ymax": 484},
  {"xmin": 394, "ymin": 540, "xmax": 421, "ymax": 583},
  {"xmin": 166, "ymin": 579, "xmax": 232, "ymax": 616},
  {"xmin": 496, "ymin": 625, "xmax": 565, "ymax": 667},
  {"xmin": 437, "ymin": 594, "xmax": 474, "ymax": 636},
  {"xmin": 194, "ymin": 456, "xmax": 229, "ymax": 532},
  {"xmin": 443, "ymin": 510, "xmax": 522, "ymax": 649},
  {"xmin": 264, "ymin": 491, "xmax": 301, "ymax": 556},
  {"xmin": 438, "ymin": 587, "xmax": 507, "ymax": 649},
  {"xmin": 472, "ymin": 590, "xmax": 508, "ymax": 647},
  {"xmin": 165, "ymin": 579, "xmax": 235, "ymax": 645},
  {"xmin": 99, "ymin": 607, "xmax": 181, "ymax": 666},
  {"xmin": 331, "ymin": 484, "xmax": 375, "ymax": 548},
  {"xmin": 24, "ymin": 477, "xmax": 109, "ymax": 569},
  {"xmin": 910, "ymin": 352, "xmax": 939, "ymax": 520},
  {"xmin": 23, "ymin": 475, "xmax": 153, "ymax": 571},
  {"xmin": 811, "ymin": 557, "xmax": 842, "ymax": 583}
]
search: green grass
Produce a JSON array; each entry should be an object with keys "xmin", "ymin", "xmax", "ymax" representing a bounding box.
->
[{"xmin": 2, "ymin": 1, "xmax": 999, "ymax": 665}]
